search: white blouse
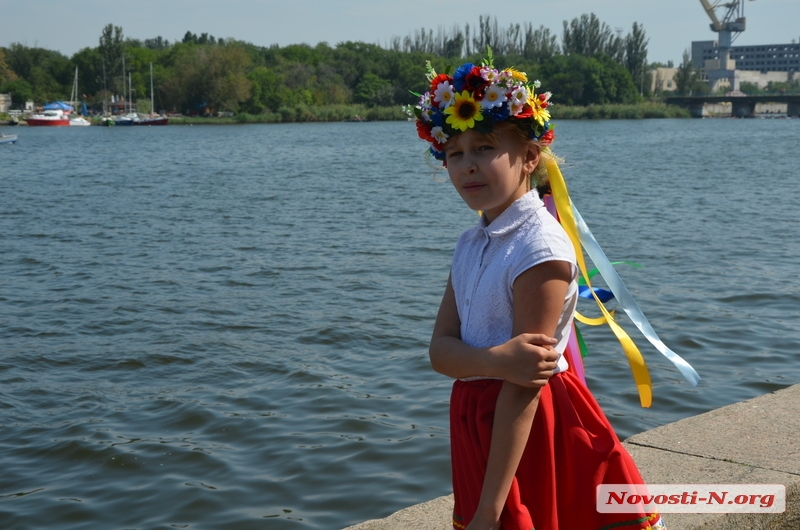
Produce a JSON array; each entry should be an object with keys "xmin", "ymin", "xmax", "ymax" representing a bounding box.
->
[{"xmin": 450, "ymin": 191, "xmax": 578, "ymax": 378}]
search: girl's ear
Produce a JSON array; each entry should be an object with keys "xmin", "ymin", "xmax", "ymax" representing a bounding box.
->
[{"xmin": 522, "ymin": 143, "xmax": 541, "ymax": 175}]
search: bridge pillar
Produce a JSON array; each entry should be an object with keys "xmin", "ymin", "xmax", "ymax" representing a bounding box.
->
[
  {"xmin": 788, "ymin": 102, "xmax": 800, "ymax": 118},
  {"xmin": 731, "ymin": 100, "xmax": 756, "ymax": 118},
  {"xmin": 689, "ymin": 103, "xmax": 705, "ymax": 118}
]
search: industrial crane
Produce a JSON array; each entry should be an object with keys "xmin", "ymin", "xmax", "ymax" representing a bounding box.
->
[{"xmin": 698, "ymin": 0, "xmax": 754, "ymax": 68}]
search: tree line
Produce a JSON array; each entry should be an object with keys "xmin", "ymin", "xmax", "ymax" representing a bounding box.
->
[{"xmin": 0, "ymin": 14, "xmax": 653, "ymax": 116}]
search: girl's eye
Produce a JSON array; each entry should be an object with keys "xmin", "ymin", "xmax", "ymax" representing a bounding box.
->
[
  {"xmin": 447, "ymin": 150, "xmax": 463, "ymax": 158},
  {"xmin": 478, "ymin": 145, "xmax": 493, "ymax": 151}
]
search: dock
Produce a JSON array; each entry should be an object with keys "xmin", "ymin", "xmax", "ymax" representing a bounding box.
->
[{"xmin": 343, "ymin": 383, "xmax": 800, "ymax": 529}]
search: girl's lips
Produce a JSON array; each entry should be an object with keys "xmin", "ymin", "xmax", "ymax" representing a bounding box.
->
[{"xmin": 463, "ymin": 182, "xmax": 485, "ymax": 193}]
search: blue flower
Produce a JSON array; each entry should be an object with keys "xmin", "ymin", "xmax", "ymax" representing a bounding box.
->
[
  {"xmin": 430, "ymin": 109, "xmax": 445, "ymax": 127},
  {"xmin": 489, "ymin": 103, "xmax": 510, "ymax": 122},
  {"xmin": 430, "ymin": 145, "xmax": 446, "ymax": 161},
  {"xmin": 452, "ymin": 63, "xmax": 475, "ymax": 92}
]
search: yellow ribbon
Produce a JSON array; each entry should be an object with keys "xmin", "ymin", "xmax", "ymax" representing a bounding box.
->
[
  {"xmin": 574, "ymin": 310, "xmax": 614, "ymax": 326},
  {"xmin": 546, "ymin": 157, "xmax": 653, "ymax": 408}
]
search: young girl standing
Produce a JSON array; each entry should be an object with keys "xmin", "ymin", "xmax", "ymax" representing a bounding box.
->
[{"xmin": 411, "ymin": 57, "xmax": 667, "ymax": 530}]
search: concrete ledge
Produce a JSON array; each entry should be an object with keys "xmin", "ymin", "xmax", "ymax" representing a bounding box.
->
[{"xmin": 343, "ymin": 384, "xmax": 800, "ymax": 530}]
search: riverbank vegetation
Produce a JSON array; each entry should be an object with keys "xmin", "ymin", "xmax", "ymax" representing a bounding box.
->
[{"xmin": 1, "ymin": 14, "xmax": 686, "ymax": 121}]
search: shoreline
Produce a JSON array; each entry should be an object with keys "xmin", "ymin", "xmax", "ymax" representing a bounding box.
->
[
  {"xmin": 1, "ymin": 102, "xmax": 693, "ymax": 127},
  {"xmin": 343, "ymin": 383, "xmax": 800, "ymax": 529}
]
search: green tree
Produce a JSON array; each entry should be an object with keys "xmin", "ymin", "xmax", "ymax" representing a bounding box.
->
[
  {"xmin": 354, "ymin": 72, "xmax": 393, "ymax": 106},
  {"xmin": 0, "ymin": 48, "xmax": 17, "ymax": 85},
  {"xmin": 625, "ymin": 22, "xmax": 649, "ymax": 96},
  {"xmin": 4, "ymin": 44, "xmax": 71, "ymax": 102},
  {"xmin": 1, "ymin": 78, "xmax": 34, "ymax": 107},
  {"xmin": 739, "ymin": 81, "xmax": 760, "ymax": 94},
  {"xmin": 522, "ymin": 25, "xmax": 560, "ymax": 61},
  {"xmin": 541, "ymin": 53, "xmax": 637, "ymax": 105},
  {"xmin": 161, "ymin": 43, "xmax": 252, "ymax": 113},
  {"xmin": 98, "ymin": 24, "xmax": 125, "ymax": 95},
  {"xmin": 562, "ymin": 14, "xmax": 616, "ymax": 57},
  {"xmin": 674, "ymin": 49, "xmax": 697, "ymax": 95}
]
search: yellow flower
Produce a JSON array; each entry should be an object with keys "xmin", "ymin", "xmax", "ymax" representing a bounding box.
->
[
  {"xmin": 507, "ymin": 68, "xmax": 528, "ymax": 83},
  {"xmin": 528, "ymin": 92, "xmax": 551, "ymax": 126},
  {"xmin": 445, "ymin": 90, "xmax": 484, "ymax": 131}
]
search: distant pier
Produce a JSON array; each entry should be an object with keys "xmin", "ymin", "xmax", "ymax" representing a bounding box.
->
[{"xmin": 666, "ymin": 94, "xmax": 800, "ymax": 118}]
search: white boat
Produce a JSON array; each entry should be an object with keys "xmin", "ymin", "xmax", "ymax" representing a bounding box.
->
[
  {"xmin": 0, "ymin": 133, "xmax": 18, "ymax": 144},
  {"xmin": 70, "ymin": 116, "xmax": 91, "ymax": 126}
]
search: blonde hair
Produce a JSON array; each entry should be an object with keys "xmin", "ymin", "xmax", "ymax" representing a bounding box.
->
[{"xmin": 487, "ymin": 122, "xmax": 559, "ymax": 189}]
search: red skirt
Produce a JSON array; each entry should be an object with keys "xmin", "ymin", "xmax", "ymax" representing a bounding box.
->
[{"xmin": 449, "ymin": 371, "xmax": 664, "ymax": 530}]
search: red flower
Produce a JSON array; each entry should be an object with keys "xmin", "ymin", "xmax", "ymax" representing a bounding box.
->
[
  {"xmin": 540, "ymin": 129, "xmax": 555, "ymax": 145},
  {"xmin": 430, "ymin": 73, "xmax": 452, "ymax": 93},
  {"xmin": 516, "ymin": 104, "xmax": 533, "ymax": 119},
  {"xmin": 538, "ymin": 93, "xmax": 549, "ymax": 109},
  {"xmin": 416, "ymin": 120, "xmax": 434, "ymax": 142},
  {"xmin": 463, "ymin": 66, "xmax": 488, "ymax": 98}
]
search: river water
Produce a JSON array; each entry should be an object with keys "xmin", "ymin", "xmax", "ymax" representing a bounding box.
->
[{"xmin": 1, "ymin": 119, "xmax": 799, "ymax": 529}]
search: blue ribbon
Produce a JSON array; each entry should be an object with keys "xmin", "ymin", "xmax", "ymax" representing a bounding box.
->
[{"xmin": 571, "ymin": 200, "xmax": 701, "ymax": 387}]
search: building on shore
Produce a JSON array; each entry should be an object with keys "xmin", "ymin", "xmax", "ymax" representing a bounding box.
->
[
  {"xmin": 0, "ymin": 93, "xmax": 11, "ymax": 114},
  {"xmin": 650, "ymin": 67, "xmax": 679, "ymax": 94},
  {"xmin": 691, "ymin": 40, "xmax": 798, "ymax": 92}
]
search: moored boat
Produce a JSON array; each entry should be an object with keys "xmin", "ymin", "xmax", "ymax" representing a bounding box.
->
[
  {"xmin": 133, "ymin": 115, "xmax": 169, "ymax": 126},
  {"xmin": 0, "ymin": 133, "xmax": 18, "ymax": 144},
  {"xmin": 25, "ymin": 109, "xmax": 71, "ymax": 126},
  {"xmin": 70, "ymin": 116, "xmax": 91, "ymax": 126}
]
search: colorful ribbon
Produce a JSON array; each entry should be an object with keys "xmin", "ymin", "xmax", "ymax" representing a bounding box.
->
[
  {"xmin": 545, "ymin": 157, "xmax": 701, "ymax": 407},
  {"xmin": 570, "ymin": 201, "xmax": 701, "ymax": 388}
]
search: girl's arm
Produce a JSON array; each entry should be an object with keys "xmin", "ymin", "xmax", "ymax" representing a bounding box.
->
[
  {"xmin": 469, "ymin": 259, "xmax": 573, "ymax": 530},
  {"xmin": 429, "ymin": 275, "xmax": 559, "ymax": 387}
]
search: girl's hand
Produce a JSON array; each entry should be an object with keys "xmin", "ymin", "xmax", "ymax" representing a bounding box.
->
[
  {"xmin": 465, "ymin": 511, "xmax": 501, "ymax": 530},
  {"xmin": 493, "ymin": 333, "xmax": 559, "ymax": 387}
]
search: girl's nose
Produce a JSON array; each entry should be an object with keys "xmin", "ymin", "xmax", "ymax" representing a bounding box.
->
[{"xmin": 465, "ymin": 156, "xmax": 477, "ymax": 174}]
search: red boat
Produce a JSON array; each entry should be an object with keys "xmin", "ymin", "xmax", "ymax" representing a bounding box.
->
[
  {"xmin": 25, "ymin": 109, "xmax": 70, "ymax": 126},
  {"xmin": 133, "ymin": 116, "xmax": 169, "ymax": 126}
]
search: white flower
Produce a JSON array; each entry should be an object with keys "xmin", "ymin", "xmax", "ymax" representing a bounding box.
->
[
  {"xmin": 480, "ymin": 67, "xmax": 499, "ymax": 83},
  {"xmin": 509, "ymin": 99, "xmax": 526, "ymax": 116},
  {"xmin": 480, "ymin": 84, "xmax": 507, "ymax": 109},
  {"xmin": 533, "ymin": 79, "xmax": 542, "ymax": 89},
  {"xmin": 431, "ymin": 126, "xmax": 449, "ymax": 144},
  {"xmin": 433, "ymin": 81, "xmax": 456, "ymax": 109},
  {"xmin": 510, "ymin": 86, "xmax": 529, "ymax": 104}
]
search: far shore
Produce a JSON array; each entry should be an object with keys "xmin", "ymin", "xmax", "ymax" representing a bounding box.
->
[{"xmin": 2, "ymin": 102, "xmax": 694, "ymax": 127}]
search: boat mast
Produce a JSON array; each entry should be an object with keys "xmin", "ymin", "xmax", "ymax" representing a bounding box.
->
[
  {"xmin": 129, "ymin": 73, "xmax": 132, "ymax": 115},
  {"xmin": 122, "ymin": 54, "xmax": 126, "ymax": 114},
  {"xmin": 70, "ymin": 66, "xmax": 78, "ymax": 109},
  {"xmin": 102, "ymin": 57, "xmax": 107, "ymax": 115},
  {"xmin": 150, "ymin": 62, "xmax": 154, "ymax": 115}
]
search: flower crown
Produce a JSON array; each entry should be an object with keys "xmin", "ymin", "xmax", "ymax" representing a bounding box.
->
[{"xmin": 408, "ymin": 51, "xmax": 554, "ymax": 162}]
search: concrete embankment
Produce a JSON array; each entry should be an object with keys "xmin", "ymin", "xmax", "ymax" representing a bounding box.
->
[{"xmin": 344, "ymin": 383, "xmax": 800, "ymax": 530}]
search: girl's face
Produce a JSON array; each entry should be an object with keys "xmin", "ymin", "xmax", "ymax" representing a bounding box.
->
[{"xmin": 444, "ymin": 126, "xmax": 540, "ymax": 223}]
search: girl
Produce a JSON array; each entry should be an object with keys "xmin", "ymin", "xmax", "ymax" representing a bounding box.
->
[{"xmin": 411, "ymin": 57, "xmax": 666, "ymax": 530}]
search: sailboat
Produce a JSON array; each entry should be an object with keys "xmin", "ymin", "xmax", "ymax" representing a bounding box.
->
[
  {"xmin": 112, "ymin": 56, "xmax": 136, "ymax": 125},
  {"xmin": 133, "ymin": 63, "xmax": 168, "ymax": 126},
  {"xmin": 69, "ymin": 66, "xmax": 91, "ymax": 126}
]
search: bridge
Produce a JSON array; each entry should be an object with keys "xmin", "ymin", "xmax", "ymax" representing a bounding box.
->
[{"xmin": 665, "ymin": 94, "xmax": 800, "ymax": 118}]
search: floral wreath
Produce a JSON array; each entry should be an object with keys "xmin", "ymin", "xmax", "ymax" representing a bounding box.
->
[{"xmin": 407, "ymin": 49, "xmax": 554, "ymax": 163}]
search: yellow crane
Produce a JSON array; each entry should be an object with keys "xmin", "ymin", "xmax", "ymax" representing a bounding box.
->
[
  {"xmin": 698, "ymin": 0, "xmax": 754, "ymax": 48},
  {"xmin": 698, "ymin": 0, "xmax": 755, "ymax": 83}
]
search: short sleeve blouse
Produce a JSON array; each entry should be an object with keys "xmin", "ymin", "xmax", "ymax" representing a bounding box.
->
[{"xmin": 450, "ymin": 191, "xmax": 578, "ymax": 375}]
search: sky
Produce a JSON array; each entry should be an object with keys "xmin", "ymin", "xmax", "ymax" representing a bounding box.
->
[{"xmin": 2, "ymin": 0, "xmax": 799, "ymax": 65}]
